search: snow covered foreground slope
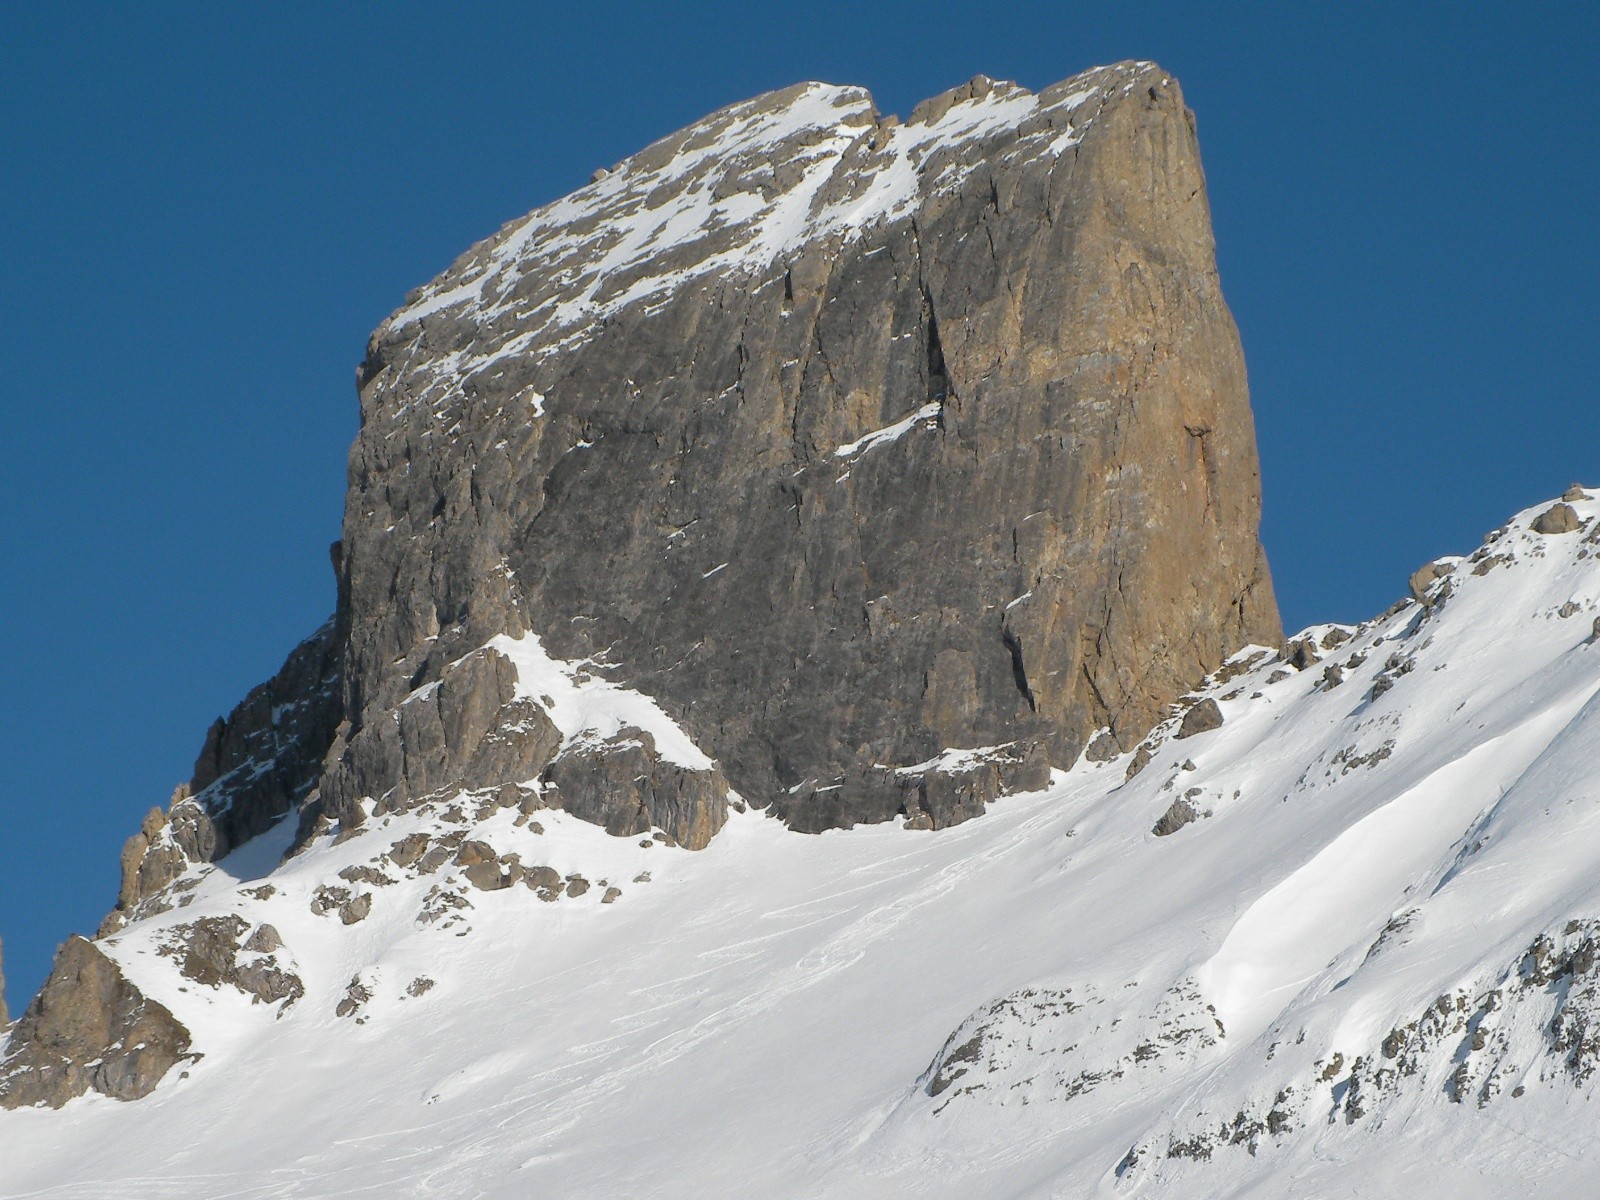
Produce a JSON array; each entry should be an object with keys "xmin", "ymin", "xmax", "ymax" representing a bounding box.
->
[{"xmin": 4, "ymin": 490, "xmax": 1600, "ymax": 1198}]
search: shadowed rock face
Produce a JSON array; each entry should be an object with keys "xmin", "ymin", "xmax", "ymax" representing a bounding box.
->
[
  {"xmin": 0, "ymin": 937, "xmax": 191, "ymax": 1109},
  {"xmin": 104, "ymin": 620, "xmax": 343, "ymax": 933},
  {"xmin": 320, "ymin": 62, "xmax": 1279, "ymax": 833}
]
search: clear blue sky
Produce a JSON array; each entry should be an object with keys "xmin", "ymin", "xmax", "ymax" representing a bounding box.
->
[{"xmin": 2, "ymin": 2, "xmax": 1595, "ymax": 1011}]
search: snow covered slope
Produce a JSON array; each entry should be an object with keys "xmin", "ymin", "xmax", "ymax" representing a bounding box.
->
[{"xmin": 3, "ymin": 488, "xmax": 1599, "ymax": 1198}]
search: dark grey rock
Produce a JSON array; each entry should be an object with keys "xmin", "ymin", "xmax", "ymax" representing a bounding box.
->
[
  {"xmin": 1153, "ymin": 798, "xmax": 1199, "ymax": 836},
  {"xmin": 158, "ymin": 916, "xmax": 249, "ymax": 989},
  {"xmin": 156, "ymin": 917, "xmax": 304, "ymax": 1008},
  {"xmin": 104, "ymin": 623, "xmax": 342, "ymax": 933},
  {"xmin": 1284, "ymin": 639, "xmax": 1319, "ymax": 671},
  {"xmin": 316, "ymin": 648, "xmax": 561, "ymax": 830},
  {"xmin": 893, "ymin": 742, "xmax": 1051, "ymax": 830},
  {"xmin": 542, "ymin": 730, "xmax": 729, "ymax": 849},
  {"xmin": 13, "ymin": 63, "xmax": 1291, "ymax": 1104},
  {"xmin": 1084, "ymin": 732, "xmax": 1121, "ymax": 763},
  {"xmin": 334, "ymin": 977, "xmax": 371, "ymax": 1020},
  {"xmin": 1174, "ymin": 699, "xmax": 1223, "ymax": 740},
  {"xmin": 1409, "ymin": 560, "xmax": 1454, "ymax": 604}
]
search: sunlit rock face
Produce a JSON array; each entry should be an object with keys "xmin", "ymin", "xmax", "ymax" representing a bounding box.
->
[{"xmin": 328, "ymin": 62, "xmax": 1278, "ymax": 835}]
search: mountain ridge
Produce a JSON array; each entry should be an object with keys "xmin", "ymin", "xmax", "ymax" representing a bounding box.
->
[
  {"xmin": 22, "ymin": 61, "xmax": 1598, "ymax": 1198},
  {"xmin": 73, "ymin": 57, "xmax": 1281, "ymax": 959},
  {"xmin": 2, "ymin": 485, "xmax": 1596, "ymax": 1196}
]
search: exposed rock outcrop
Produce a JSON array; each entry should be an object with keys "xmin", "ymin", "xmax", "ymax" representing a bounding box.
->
[
  {"xmin": 311, "ymin": 61, "xmax": 1277, "ymax": 838},
  {"xmin": 155, "ymin": 917, "xmax": 304, "ymax": 1008},
  {"xmin": 0, "ymin": 937, "xmax": 191, "ymax": 1109},
  {"xmin": 542, "ymin": 732, "xmax": 730, "ymax": 850},
  {"xmin": 102, "ymin": 63, "xmax": 1280, "ymax": 864},
  {"xmin": 1533, "ymin": 503, "xmax": 1581, "ymax": 535},
  {"xmin": 9, "ymin": 62, "xmax": 1285, "ymax": 1109},
  {"xmin": 1408, "ymin": 559, "xmax": 1454, "ymax": 604},
  {"xmin": 313, "ymin": 646, "xmax": 560, "ymax": 833},
  {"xmin": 104, "ymin": 621, "xmax": 343, "ymax": 932},
  {"xmin": 1152, "ymin": 796, "xmax": 1200, "ymax": 836}
]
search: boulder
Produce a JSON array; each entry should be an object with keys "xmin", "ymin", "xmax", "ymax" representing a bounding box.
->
[
  {"xmin": 1174, "ymin": 699, "xmax": 1224, "ymax": 740},
  {"xmin": 1152, "ymin": 797, "xmax": 1199, "ymax": 837},
  {"xmin": 1409, "ymin": 560, "xmax": 1454, "ymax": 604},
  {"xmin": 1284, "ymin": 638, "xmax": 1320, "ymax": 670},
  {"xmin": 542, "ymin": 730, "xmax": 729, "ymax": 850},
  {"xmin": 1533, "ymin": 503, "xmax": 1581, "ymax": 535}
]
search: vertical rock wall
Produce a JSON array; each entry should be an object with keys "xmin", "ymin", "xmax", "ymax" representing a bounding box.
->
[{"xmin": 321, "ymin": 63, "xmax": 1279, "ymax": 832}]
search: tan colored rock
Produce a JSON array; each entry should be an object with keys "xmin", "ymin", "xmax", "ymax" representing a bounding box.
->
[
  {"xmin": 387, "ymin": 832, "xmax": 430, "ymax": 868},
  {"xmin": 1409, "ymin": 560, "xmax": 1455, "ymax": 604},
  {"xmin": 243, "ymin": 924, "xmax": 282, "ymax": 953},
  {"xmin": 339, "ymin": 894, "xmax": 373, "ymax": 924},
  {"xmin": 0, "ymin": 937, "xmax": 190, "ymax": 1109},
  {"xmin": 1533, "ymin": 503, "xmax": 1581, "ymax": 535}
]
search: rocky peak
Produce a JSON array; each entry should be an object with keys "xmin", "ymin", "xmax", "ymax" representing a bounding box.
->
[
  {"xmin": 325, "ymin": 58, "xmax": 1278, "ymax": 840},
  {"xmin": 8, "ymin": 59, "xmax": 1280, "ymax": 1108}
]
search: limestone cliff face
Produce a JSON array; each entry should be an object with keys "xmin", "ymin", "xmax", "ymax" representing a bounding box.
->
[
  {"xmin": 107, "ymin": 60, "xmax": 1279, "ymax": 879},
  {"xmin": 319, "ymin": 62, "xmax": 1278, "ymax": 834},
  {"xmin": 5, "ymin": 61, "xmax": 1281, "ymax": 1109}
]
